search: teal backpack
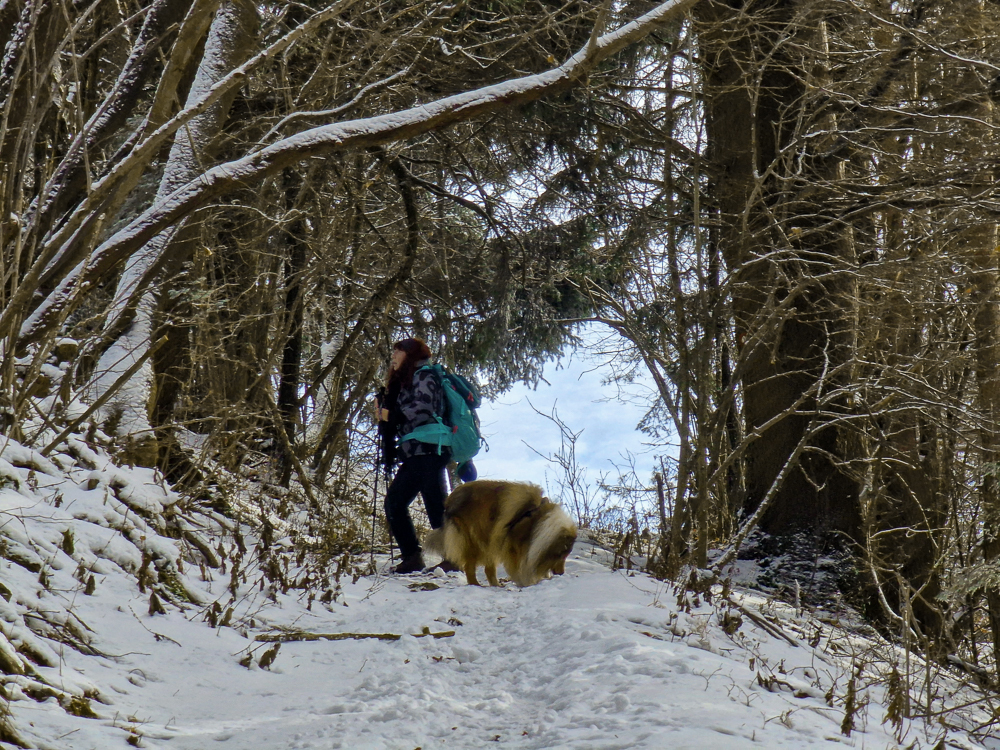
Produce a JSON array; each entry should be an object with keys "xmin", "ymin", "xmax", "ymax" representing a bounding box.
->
[{"xmin": 399, "ymin": 364, "xmax": 484, "ymax": 466}]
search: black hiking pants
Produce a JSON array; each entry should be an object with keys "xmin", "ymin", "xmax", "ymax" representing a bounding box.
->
[{"xmin": 384, "ymin": 452, "xmax": 450, "ymax": 559}]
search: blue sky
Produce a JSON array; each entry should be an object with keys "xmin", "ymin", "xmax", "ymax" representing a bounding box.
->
[{"xmin": 473, "ymin": 330, "xmax": 667, "ymax": 498}]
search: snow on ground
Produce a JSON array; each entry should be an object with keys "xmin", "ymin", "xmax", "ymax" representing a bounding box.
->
[{"xmin": 0, "ymin": 432, "xmax": 997, "ymax": 749}]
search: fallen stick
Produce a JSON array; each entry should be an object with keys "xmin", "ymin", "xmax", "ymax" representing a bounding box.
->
[
  {"xmin": 732, "ymin": 603, "xmax": 799, "ymax": 648},
  {"xmin": 255, "ymin": 626, "xmax": 455, "ymax": 643}
]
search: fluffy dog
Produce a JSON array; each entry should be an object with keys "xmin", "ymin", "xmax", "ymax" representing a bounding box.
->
[{"xmin": 424, "ymin": 480, "xmax": 577, "ymax": 587}]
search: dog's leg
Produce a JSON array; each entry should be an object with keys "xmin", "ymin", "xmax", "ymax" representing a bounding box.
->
[
  {"xmin": 463, "ymin": 563, "xmax": 481, "ymax": 586},
  {"xmin": 485, "ymin": 563, "xmax": 500, "ymax": 587}
]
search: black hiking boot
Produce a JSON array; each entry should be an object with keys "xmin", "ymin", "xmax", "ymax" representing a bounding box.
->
[
  {"xmin": 435, "ymin": 560, "xmax": 460, "ymax": 573},
  {"xmin": 391, "ymin": 552, "xmax": 425, "ymax": 574}
]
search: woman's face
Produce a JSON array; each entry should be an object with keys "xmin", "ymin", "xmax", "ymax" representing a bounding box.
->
[{"xmin": 390, "ymin": 349, "xmax": 407, "ymax": 370}]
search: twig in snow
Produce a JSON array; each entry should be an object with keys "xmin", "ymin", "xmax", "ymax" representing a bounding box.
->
[
  {"xmin": 253, "ymin": 626, "xmax": 456, "ymax": 643},
  {"xmin": 127, "ymin": 604, "xmax": 181, "ymax": 647},
  {"xmin": 730, "ymin": 601, "xmax": 800, "ymax": 648}
]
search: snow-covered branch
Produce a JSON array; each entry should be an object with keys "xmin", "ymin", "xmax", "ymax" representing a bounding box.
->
[
  {"xmin": 0, "ymin": 0, "xmax": 364, "ymax": 349},
  {"xmin": 17, "ymin": 0, "xmax": 699, "ymax": 347}
]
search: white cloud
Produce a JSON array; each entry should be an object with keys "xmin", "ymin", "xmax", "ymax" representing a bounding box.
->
[{"xmin": 474, "ymin": 340, "xmax": 666, "ymax": 493}]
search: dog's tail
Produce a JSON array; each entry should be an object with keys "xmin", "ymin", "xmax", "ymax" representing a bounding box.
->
[{"xmin": 424, "ymin": 527, "xmax": 445, "ymax": 555}]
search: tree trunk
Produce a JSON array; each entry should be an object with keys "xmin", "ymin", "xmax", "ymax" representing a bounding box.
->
[
  {"xmin": 88, "ymin": 0, "xmax": 258, "ymax": 452},
  {"xmin": 974, "ymin": 234, "xmax": 1000, "ymax": 672},
  {"xmin": 961, "ymin": 0, "xmax": 1000, "ymax": 670},
  {"xmin": 276, "ymin": 169, "xmax": 310, "ymax": 485},
  {"xmin": 695, "ymin": 0, "xmax": 861, "ymax": 540}
]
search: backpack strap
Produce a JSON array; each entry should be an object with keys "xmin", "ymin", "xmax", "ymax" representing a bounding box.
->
[{"xmin": 399, "ymin": 418, "xmax": 453, "ymax": 454}]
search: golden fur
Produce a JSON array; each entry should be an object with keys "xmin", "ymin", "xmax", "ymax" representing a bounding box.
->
[{"xmin": 424, "ymin": 480, "xmax": 577, "ymax": 587}]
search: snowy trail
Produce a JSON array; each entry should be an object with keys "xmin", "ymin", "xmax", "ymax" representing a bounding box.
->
[
  {"xmin": 17, "ymin": 535, "xmax": 981, "ymax": 750},
  {"xmin": 136, "ymin": 549, "xmax": 834, "ymax": 750},
  {"xmin": 1, "ymin": 442, "xmax": 992, "ymax": 750}
]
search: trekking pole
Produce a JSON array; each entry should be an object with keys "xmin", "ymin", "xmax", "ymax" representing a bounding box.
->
[
  {"xmin": 370, "ymin": 436, "xmax": 381, "ymax": 569},
  {"xmin": 375, "ymin": 387, "xmax": 396, "ymax": 567},
  {"xmin": 384, "ymin": 451, "xmax": 395, "ymax": 566}
]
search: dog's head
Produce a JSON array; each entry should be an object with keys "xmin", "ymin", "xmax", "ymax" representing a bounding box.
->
[
  {"xmin": 518, "ymin": 503, "xmax": 577, "ymax": 586},
  {"xmin": 538, "ymin": 528, "xmax": 576, "ymax": 578}
]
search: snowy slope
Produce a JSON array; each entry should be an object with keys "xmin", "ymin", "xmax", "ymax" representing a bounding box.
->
[
  {"xmin": 2, "ymin": 545, "xmax": 995, "ymax": 748},
  {"xmin": 0, "ymin": 432, "xmax": 996, "ymax": 749}
]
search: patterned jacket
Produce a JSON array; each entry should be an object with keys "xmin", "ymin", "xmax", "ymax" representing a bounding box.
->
[{"xmin": 396, "ymin": 360, "xmax": 448, "ymax": 459}]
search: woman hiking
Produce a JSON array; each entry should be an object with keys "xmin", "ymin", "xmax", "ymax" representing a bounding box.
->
[{"xmin": 376, "ymin": 337, "xmax": 453, "ymax": 574}]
